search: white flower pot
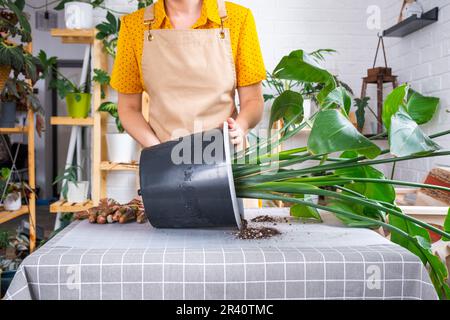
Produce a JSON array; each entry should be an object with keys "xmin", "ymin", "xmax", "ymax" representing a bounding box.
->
[
  {"xmin": 67, "ymin": 181, "xmax": 89, "ymax": 203},
  {"xmin": 64, "ymin": 2, "xmax": 94, "ymax": 29},
  {"xmin": 106, "ymin": 133, "xmax": 139, "ymax": 163},
  {"xmin": 4, "ymin": 192, "xmax": 21, "ymax": 211}
]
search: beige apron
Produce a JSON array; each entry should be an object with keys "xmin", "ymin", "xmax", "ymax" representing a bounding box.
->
[{"xmin": 141, "ymin": 0, "xmax": 237, "ymax": 143}]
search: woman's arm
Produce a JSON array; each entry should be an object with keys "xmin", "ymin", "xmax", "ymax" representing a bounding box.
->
[
  {"xmin": 117, "ymin": 93, "xmax": 161, "ymax": 148},
  {"xmin": 227, "ymin": 82, "xmax": 264, "ymax": 147}
]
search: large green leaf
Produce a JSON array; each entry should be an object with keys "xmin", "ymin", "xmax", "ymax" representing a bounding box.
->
[
  {"xmin": 290, "ymin": 195, "xmax": 322, "ymax": 221},
  {"xmin": 273, "ymin": 50, "xmax": 335, "ymax": 87},
  {"xmin": 406, "ymin": 90, "xmax": 440, "ymax": 125},
  {"xmin": 382, "ymin": 84, "xmax": 408, "ymax": 130},
  {"xmin": 389, "ymin": 108, "xmax": 441, "ymax": 157},
  {"xmin": 308, "ymin": 110, "xmax": 381, "ymax": 159},
  {"xmin": 336, "ymin": 151, "xmax": 395, "ymax": 204},
  {"xmin": 389, "ymin": 210, "xmax": 431, "ymax": 263},
  {"xmin": 269, "ymin": 90, "xmax": 303, "ymax": 129},
  {"xmin": 328, "ymin": 200, "xmax": 379, "ymax": 228},
  {"xmin": 322, "ymin": 87, "xmax": 352, "ymax": 115}
]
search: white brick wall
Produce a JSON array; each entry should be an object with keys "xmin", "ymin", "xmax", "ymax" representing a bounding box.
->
[
  {"xmin": 382, "ymin": 0, "xmax": 450, "ymax": 182},
  {"xmin": 236, "ymin": 0, "xmax": 380, "ymax": 94}
]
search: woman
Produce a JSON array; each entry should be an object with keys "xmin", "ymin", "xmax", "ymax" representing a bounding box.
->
[{"xmin": 110, "ymin": 0, "xmax": 265, "ymax": 149}]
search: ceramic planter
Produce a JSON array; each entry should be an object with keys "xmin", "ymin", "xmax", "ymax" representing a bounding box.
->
[
  {"xmin": 4, "ymin": 192, "xmax": 21, "ymax": 211},
  {"xmin": 64, "ymin": 2, "xmax": 93, "ymax": 29},
  {"xmin": 65, "ymin": 93, "xmax": 91, "ymax": 118},
  {"xmin": 0, "ymin": 101, "xmax": 17, "ymax": 128},
  {"xmin": 139, "ymin": 123, "xmax": 243, "ymax": 229},
  {"xmin": 106, "ymin": 133, "xmax": 139, "ymax": 163},
  {"xmin": 67, "ymin": 181, "xmax": 89, "ymax": 203}
]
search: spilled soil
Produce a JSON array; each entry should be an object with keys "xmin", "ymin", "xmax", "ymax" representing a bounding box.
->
[{"xmin": 234, "ymin": 217, "xmax": 281, "ymax": 240}]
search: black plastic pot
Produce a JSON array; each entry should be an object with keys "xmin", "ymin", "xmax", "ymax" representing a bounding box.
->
[
  {"xmin": 0, "ymin": 101, "xmax": 16, "ymax": 128},
  {"xmin": 139, "ymin": 123, "xmax": 243, "ymax": 229}
]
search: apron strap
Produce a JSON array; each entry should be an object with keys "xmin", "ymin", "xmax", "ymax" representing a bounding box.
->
[
  {"xmin": 144, "ymin": 3, "xmax": 155, "ymax": 22},
  {"xmin": 217, "ymin": 0, "xmax": 227, "ymax": 20}
]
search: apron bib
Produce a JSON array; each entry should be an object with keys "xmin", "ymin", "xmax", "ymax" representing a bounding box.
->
[{"xmin": 141, "ymin": 0, "xmax": 237, "ymax": 143}]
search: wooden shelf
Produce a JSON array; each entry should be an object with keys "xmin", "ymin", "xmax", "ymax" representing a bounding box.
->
[
  {"xmin": 51, "ymin": 116, "xmax": 94, "ymax": 126},
  {"xmin": 383, "ymin": 7, "xmax": 439, "ymax": 38},
  {"xmin": 0, "ymin": 126, "xmax": 28, "ymax": 134},
  {"xmin": 50, "ymin": 28, "xmax": 96, "ymax": 44},
  {"xmin": 100, "ymin": 161, "xmax": 139, "ymax": 171},
  {"xmin": 50, "ymin": 200, "xmax": 94, "ymax": 213},
  {"xmin": 0, "ymin": 206, "xmax": 29, "ymax": 224}
]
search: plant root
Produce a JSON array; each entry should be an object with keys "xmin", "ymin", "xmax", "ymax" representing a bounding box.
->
[{"xmin": 75, "ymin": 198, "xmax": 147, "ymax": 224}]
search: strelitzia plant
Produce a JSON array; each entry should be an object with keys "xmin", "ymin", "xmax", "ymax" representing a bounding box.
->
[{"xmin": 233, "ymin": 49, "xmax": 450, "ymax": 299}]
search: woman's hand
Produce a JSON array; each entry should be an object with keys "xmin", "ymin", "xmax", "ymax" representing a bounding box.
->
[{"xmin": 227, "ymin": 118, "xmax": 247, "ymax": 151}]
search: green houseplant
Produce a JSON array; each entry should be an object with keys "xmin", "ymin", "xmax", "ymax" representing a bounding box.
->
[
  {"xmin": 39, "ymin": 51, "xmax": 92, "ymax": 118},
  {"xmin": 232, "ymin": 49, "xmax": 450, "ymax": 299},
  {"xmin": 98, "ymin": 100, "xmax": 138, "ymax": 163},
  {"xmin": 0, "ymin": 0, "xmax": 46, "ymax": 132},
  {"xmin": 53, "ymin": 165, "xmax": 89, "ymax": 202}
]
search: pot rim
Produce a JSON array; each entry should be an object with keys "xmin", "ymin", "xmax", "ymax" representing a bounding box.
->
[{"xmin": 223, "ymin": 122, "xmax": 242, "ymax": 229}]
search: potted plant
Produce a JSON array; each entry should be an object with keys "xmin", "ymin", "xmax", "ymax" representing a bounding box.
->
[
  {"xmin": 1, "ymin": 167, "xmax": 34, "ymax": 211},
  {"xmin": 0, "ymin": 1, "xmax": 46, "ymax": 133},
  {"xmin": 98, "ymin": 101, "xmax": 138, "ymax": 163},
  {"xmin": 53, "ymin": 165, "xmax": 89, "ymax": 203},
  {"xmin": 0, "ymin": 230, "xmax": 29, "ymax": 297},
  {"xmin": 139, "ymin": 48, "xmax": 450, "ymax": 299},
  {"xmin": 39, "ymin": 51, "xmax": 92, "ymax": 119},
  {"xmin": 0, "ymin": 78, "xmax": 42, "ymax": 128}
]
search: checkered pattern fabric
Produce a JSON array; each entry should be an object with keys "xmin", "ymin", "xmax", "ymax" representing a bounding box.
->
[{"xmin": 4, "ymin": 209, "xmax": 438, "ymax": 300}]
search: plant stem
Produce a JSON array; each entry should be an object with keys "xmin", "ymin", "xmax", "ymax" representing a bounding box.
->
[
  {"xmin": 239, "ymin": 183, "xmax": 450, "ymax": 239},
  {"xmin": 237, "ymin": 190, "xmax": 414, "ymax": 240}
]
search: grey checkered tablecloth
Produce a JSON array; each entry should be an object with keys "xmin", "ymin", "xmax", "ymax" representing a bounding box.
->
[{"xmin": 4, "ymin": 208, "xmax": 438, "ymax": 300}]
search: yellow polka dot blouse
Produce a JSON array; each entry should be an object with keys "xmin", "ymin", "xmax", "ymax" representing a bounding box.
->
[{"xmin": 110, "ymin": 0, "xmax": 266, "ymax": 94}]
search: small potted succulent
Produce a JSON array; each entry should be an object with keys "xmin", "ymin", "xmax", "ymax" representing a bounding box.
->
[
  {"xmin": 53, "ymin": 165, "xmax": 89, "ymax": 203},
  {"xmin": 98, "ymin": 101, "xmax": 138, "ymax": 163}
]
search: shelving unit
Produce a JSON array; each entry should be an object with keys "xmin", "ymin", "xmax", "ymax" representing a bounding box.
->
[
  {"xmin": 50, "ymin": 116, "xmax": 94, "ymax": 126},
  {"xmin": 49, "ymin": 200, "xmax": 94, "ymax": 213},
  {"xmin": 50, "ymin": 29, "xmax": 148, "ymax": 213},
  {"xmin": 0, "ymin": 110, "xmax": 37, "ymax": 251},
  {"xmin": 383, "ymin": 7, "xmax": 439, "ymax": 38}
]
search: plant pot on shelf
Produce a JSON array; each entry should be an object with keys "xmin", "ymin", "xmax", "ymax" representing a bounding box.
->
[
  {"xmin": 65, "ymin": 93, "xmax": 91, "ymax": 118},
  {"xmin": 139, "ymin": 123, "xmax": 243, "ymax": 229},
  {"xmin": 106, "ymin": 133, "xmax": 139, "ymax": 163},
  {"xmin": 64, "ymin": 1, "xmax": 94, "ymax": 29},
  {"xmin": 3, "ymin": 192, "xmax": 21, "ymax": 211},
  {"xmin": 0, "ymin": 101, "xmax": 16, "ymax": 128},
  {"xmin": 67, "ymin": 181, "xmax": 89, "ymax": 203}
]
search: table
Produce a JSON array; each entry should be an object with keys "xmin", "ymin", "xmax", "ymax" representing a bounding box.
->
[{"xmin": 4, "ymin": 209, "xmax": 437, "ymax": 300}]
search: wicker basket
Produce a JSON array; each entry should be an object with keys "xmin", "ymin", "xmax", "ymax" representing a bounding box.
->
[{"xmin": 0, "ymin": 65, "xmax": 11, "ymax": 93}]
